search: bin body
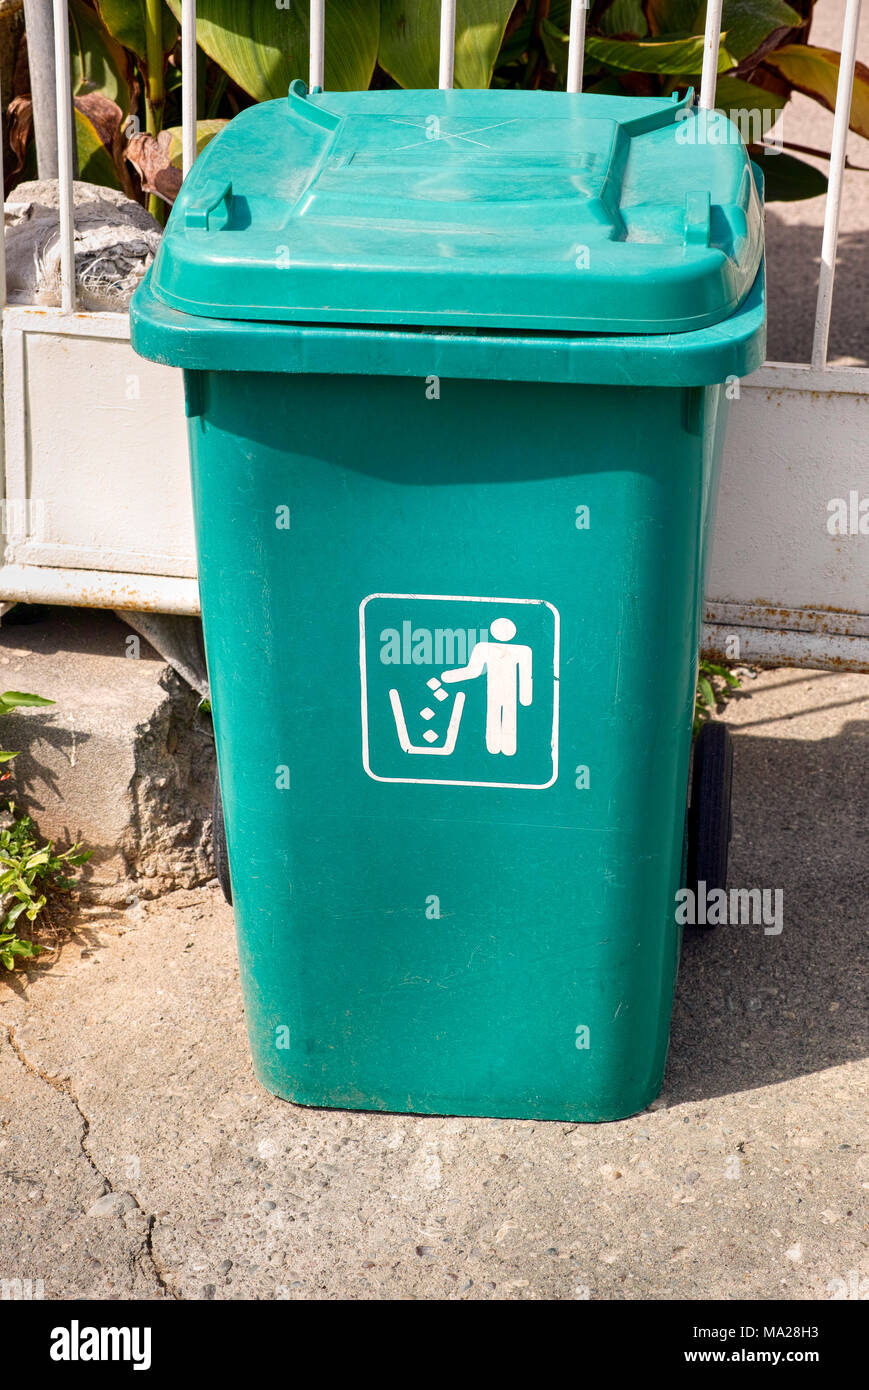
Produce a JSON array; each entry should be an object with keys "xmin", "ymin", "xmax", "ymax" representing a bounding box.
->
[
  {"xmin": 186, "ymin": 370, "xmax": 724, "ymax": 1120},
  {"xmin": 131, "ymin": 84, "xmax": 764, "ymax": 1121}
]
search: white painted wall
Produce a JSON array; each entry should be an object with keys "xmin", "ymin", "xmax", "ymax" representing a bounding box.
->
[
  {"xmin": 1, "ymin": 308, "xmax": 198, "ymax": 612},
  {"xmin": 1, "ymin": 315, "xmax": 866, "ymax": 664},
  {"xmin": 709, "ymin": 365, "xmax": 869, "ymax": 617}
]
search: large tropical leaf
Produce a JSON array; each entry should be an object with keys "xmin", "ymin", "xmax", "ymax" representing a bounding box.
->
[
  {"xmin": 762, "ymin": 44, "xmax": 869, "ymax": 139},
  {"xmin": 697, "ymin": 0, "xmax": 803, "ymax": 63},
  {"xmin": 95, "ymin": 0, "xmax": 178, "ymax": 64},
  {"xmin": 69, "ymin": 0, "xmax": 132, "ymax": 110},
  {"xmin": 645, "ymin": 0, "xmax": 803, "ymax": 61},
  {"xmin": 75, "ymin": 118, "xmax": 120, "ymax": 190},
  {"xmin": 540, "ymin": 19, "xmax": 571, "ymax": 83},
  {"xmin": 598, "ymin": 0, "xmax": 649, "ymax": 37},
  {"xmin": 645, "ymin": 0, "xmax": 701, "ymax": 36},
  {"xmin": 75, "ymin": 89, "xmax": 131, "ymax": 193},
  {"xmin": 584, "ymin": 33, "xmax": 736, "ymax": 74},
  {"xmin": 713, "ymin": 73, "xmax": 787, "ymax": 114},
  {"xmin": 166, "ymin": 1, "xmax": 379, "ymax": 100},
  {"xmin": 750, "ymin": 146, "xmax": 827, "ymax": 200},
  {"xmin": 379, "ymin": 1, "xmax": 516, "ymax": 89},
  {"xmin": 165, "ymin": 119, "xmax": 229, "ymax": 166}
]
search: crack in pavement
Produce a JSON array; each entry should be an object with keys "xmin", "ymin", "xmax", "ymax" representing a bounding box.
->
[{"xmin": 3, "ymin": 1022, "xmax": 177, "ymax": 1300}]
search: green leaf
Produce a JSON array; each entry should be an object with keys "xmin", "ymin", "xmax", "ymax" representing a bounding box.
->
[
  {"xmin": 700, "ymin": 1, "xmax": 802, "ymax": 63},
  {"xmin": 700, "ymin": 660, "xmax": 741, "ymax": 688},
  {"xmin": 0, "ymin": 691, "xmax": 55, "ymax": 711},
  {"xmin": 598, "ymin": 0, "xmax": 649, "ymax": 38},
  {"xmin": 0, "ymin": 751, "xmax": 19, "ymax": 763},
  {"xmin": 12, "ymin": 939, "xmax": 43, "ymax": 959},
  {"xmin": 1, "ymin": 951, "xmax": 15, "ymax": 971},
  {"xmin": 162, "ymin": 119, "xmax": 229, "ymax": 169},
  {"xmin": 714, "ymin": 74, "xmax": 786, "ymax": 115},
  {"xmin": 647, "ymin": 0, "xmax": 802, "ymax": 59},
  {"xmin": 75, "ymin": 106, "xmax": 122, "ymax": 190},
  {"xmin": 95, "ymin": 0, "xmax": 178, "ymax": 64},
  {"xmin": 166, "ymin": 1, "xmax": 379, "ymax": 101},
  {"xmin": 69, "ymin": 0, "xmax": 133, "ymax": 110},
  {"xmin": 646, "ymin": 0, "xmax": 702, "ymax": 36},
  {"xmin": 2, "ymin": 900, "xmax": 28, "ymax": 929},
  {"xmin": 750, "ymin": 146, "xmax": 827, "ymax": 201},
  {"xmin": 762, "ymin": 44, "xmax": 869, "ymax": 140},
  {"xmin": 699, "ymin": 676, "xmax": 716, "ymax": 709},
  {"xmin": 700, "ymin": 76, "xmax": 786, "ymax": 148},
  {"xmin": 585, "ymin": 33, "xmax": 735, "ymax": 75},
  {"xmin": 380, "ymin": 0, "xmax": 516, "ymax": 90},
  {"xmin": 541, "ymin": 18, "xmax": 570, "ymax": 84}
]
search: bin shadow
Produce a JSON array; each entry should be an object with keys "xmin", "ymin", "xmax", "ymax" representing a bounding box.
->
[
  {"xmin": 665, "ymin": 715, "xmax": 869, "ymax": 1105},
  {"xmin": 763, "ymin": 211, "xmax": 868, "ymax": 367},
  {"xmin": 208, "ymin": 373, "xmax": 690, "ymax": 487}
]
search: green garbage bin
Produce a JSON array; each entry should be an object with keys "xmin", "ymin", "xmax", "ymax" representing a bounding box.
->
[{"xmin": 131, "ymin": 83, "xmax": 764, "ymax": 1122}]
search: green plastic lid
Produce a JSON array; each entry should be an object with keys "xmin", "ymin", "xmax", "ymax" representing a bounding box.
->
[{"xmin": 149, "ymin": 84, "xmax": 763, "ymax": 336}]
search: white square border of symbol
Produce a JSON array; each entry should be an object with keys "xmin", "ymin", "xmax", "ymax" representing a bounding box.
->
[{"xmin": 359, "ymin": 593, "xmax": 560, "ymax": 789}]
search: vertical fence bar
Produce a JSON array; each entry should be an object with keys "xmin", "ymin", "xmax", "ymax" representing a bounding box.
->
[
  {"xmin": 0, "ymin": 61, "xmax": 7, "ymax": 505},
  {"xmin": 0, "ymin": 65, "xmax": 6, "ymax": 312},
  {"xmin": 439, "ymin": 0, "xmax": 457, "ymax": 90},
  {"xmin": 52, "ymin": 0, "xmax": 75, "ymax": 312},
  {"xmin": 699, "ymin": 0, "xmax": 723, "ymax": 110},
  {"xmin": 812, "ymin": 0, "xmax": 862, "ymax": 370},
  {"xmin": 566, "ymin": 0, "xmax": 588, "ymax": 94},
  {"xmin": 22, "ymin": 0, "xmax": 59, "ymax": 178},
  {"xmin": 310, "ymin": 0, "xmax": 325, "ymax": 92},
  {"xmin": 182, "ymin": 0, "xmax": 197, "ymax": 177}
]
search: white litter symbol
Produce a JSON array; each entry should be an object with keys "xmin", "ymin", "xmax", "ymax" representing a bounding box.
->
[
  {"xmin": 359, "ymin": 593, "xmax": 559, "ymax": 790},
  {"xmin": 388, "ymin": 617, "xmax": 532, "ymax": 757},
  {"xmin": 389, "ymin": 682, "xmax": 466, "ymax": 755}
]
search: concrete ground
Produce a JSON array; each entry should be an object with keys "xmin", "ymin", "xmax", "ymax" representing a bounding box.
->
[{"xmin": 0, "ymin": 666, "xmax": 866, "ymax": 1301}]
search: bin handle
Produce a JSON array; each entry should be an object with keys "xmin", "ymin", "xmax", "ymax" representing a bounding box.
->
[
  {"xmin": 287, "ymin": 78, "xmax": 341, "ymax": 133},
  {"xmin": 185, "ymin": 180, "xmax": 234, "ymax": 230}
]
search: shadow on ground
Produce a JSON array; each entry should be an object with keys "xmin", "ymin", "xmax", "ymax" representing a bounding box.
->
[
  {"xmin": 764, "ymin": 213, "xmax": 869, "ymax": 365},
  {"xmin": 667, "ymin": 711, "xmax": 868, "ymax": 1104}
]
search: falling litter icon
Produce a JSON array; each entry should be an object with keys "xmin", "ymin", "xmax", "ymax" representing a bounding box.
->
[{"xmin": 389, "ymin": 677, "xmax": 465, "ymax": 756}]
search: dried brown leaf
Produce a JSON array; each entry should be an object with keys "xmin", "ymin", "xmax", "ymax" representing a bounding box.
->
[
  {"xmin": 125, "ymin": 129, "xmax": 182, "ymax": 206},
  {"xmin": 6, "ymin": 94, "xmax": 33, "ymax": 177}
]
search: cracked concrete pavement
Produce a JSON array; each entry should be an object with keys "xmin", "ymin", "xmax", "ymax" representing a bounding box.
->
[
  {"xmin": 2, "ymin": 1023, "xmax": 170, "ymax": 1299},
  {"xmin": 0, "ymin": 667, "xmax": 866, "ymax": 1301}
]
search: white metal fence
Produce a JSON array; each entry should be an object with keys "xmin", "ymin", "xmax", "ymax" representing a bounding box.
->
[
  {"xmin": 7, "ymin": 0, "xmax": 863, "ymax": 356},
  {"xmin": 0, "ymin": 1, "xmax": 867, "ymax": 664}
]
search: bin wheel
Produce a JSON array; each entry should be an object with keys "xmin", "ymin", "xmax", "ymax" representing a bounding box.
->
[
  {"xmin": 686, "ymin": 721, "xmax": 734, "ymax": 921},
  {"xmin": 212, "ymin": 772, "xmax": 233, "ymax": 905}
]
